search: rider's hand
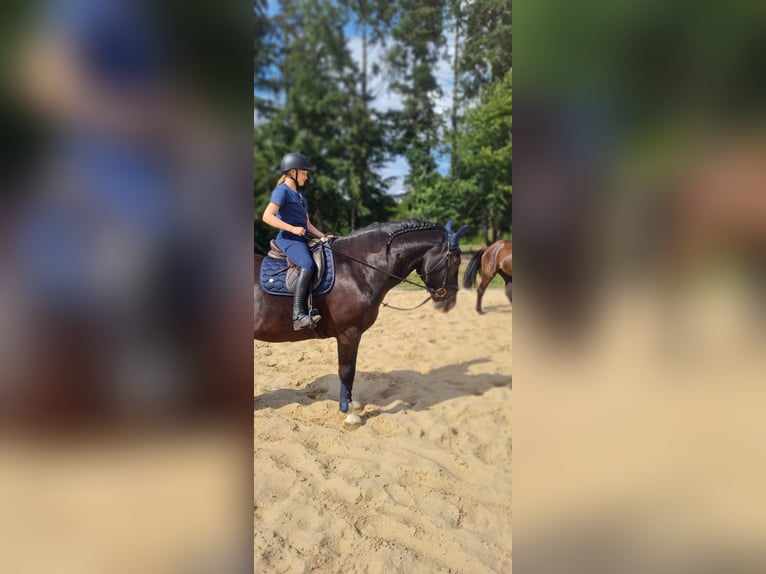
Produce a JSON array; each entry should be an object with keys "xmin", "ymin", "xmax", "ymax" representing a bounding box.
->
[{"xmin": 292, "ymin": 226, "xmax": 306, "ymax": 236}]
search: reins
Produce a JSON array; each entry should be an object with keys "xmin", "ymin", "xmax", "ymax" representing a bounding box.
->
[
  {"xmin": 306, "ymin": 231, "xmax": 454, "ymax": 308},
  {"xmin": 381, "ymin": 295, "xmax": 434, "ymax": 311}
]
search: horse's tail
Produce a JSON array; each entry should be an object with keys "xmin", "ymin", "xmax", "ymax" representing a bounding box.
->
[{"xmin": 462, "ymin": 248, "xmax": 486, "ymax": 289}]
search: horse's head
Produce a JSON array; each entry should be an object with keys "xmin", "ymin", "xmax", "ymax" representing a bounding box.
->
[{"xmin": 419, "ymin": 221, "xmax": 468, "ymax": 313}]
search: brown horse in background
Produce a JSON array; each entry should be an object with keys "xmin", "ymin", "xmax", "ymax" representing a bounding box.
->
[{"xmin": 462, "ymin": 240, "xmax": 513, "ymax": 314}]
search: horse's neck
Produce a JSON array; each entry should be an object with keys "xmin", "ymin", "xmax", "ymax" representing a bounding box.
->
[
  {"xmin": 336, "ymin": 230, "xmax": 439, "ymax": 298},
  {"xmin": 383, "ymin": 234, "xmax": 444, "ymax": 294},
  {"xmin": 387, "ymin": 242, "xmax": 429, "ymax": 277}
]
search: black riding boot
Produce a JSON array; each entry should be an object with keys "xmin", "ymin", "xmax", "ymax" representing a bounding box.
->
[{"xmin": 293, "ymin": 268, "xmax": 321, "ymax": 330}]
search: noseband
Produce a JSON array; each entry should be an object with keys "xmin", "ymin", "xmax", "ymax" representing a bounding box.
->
[{"xmin": 422, "ymin": 247, "xmax": 459, "ymax": 299}]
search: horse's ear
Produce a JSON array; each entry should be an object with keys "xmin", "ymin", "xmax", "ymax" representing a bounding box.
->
[
  {"xmin": 446, "ymin": 223, "xmax": 469, "ymax": 250},
  {"xmin": 454, "ymin": 225, "xmax": 469, "ymax": 240}
]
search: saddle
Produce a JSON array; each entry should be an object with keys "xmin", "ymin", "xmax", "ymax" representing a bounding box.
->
[{"xmin": 260, "ymin": 239, "xmax": 335, "ymax": 296}]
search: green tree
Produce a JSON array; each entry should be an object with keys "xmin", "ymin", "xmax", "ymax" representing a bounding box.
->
[
  {"xmin": 341, "ymin": 0, "xmax": 397, "ymax": 230},
  {"xmin": 255, "ymin": 0, "xmax": 513, "ymax": 248},
  {"xmin": 254, "ymin": 0, "xmax": 394, "ymax": 252},
  {"xmin": 459, "ymin": 0, "xmax": 512, "ymax": 101},
  {"xmin": 254, "ymin": 0, "xmax": 279, "ymax": 118},
  {"xmin": 453, "ymin": 70, "xmax": 512, "ymax": 242},
  {"xmin": 387, "ymin": 0, "xmax": 446, "ymax": 209}
]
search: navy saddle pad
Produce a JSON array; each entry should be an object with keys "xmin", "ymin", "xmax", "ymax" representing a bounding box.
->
[{"xmin": 259, "ymin": 243, "xmax": 335, "ymax": 296}]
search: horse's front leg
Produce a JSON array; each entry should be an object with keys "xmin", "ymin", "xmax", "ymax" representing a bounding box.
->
[{"xmin": 337, "ymin": 332, "xmax": 362, "ymax": 425}]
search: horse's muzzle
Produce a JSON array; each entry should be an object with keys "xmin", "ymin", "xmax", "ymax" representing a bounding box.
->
[{"xmin": 432, "ymin": 290, "xmax": 457, "ymax": 313}]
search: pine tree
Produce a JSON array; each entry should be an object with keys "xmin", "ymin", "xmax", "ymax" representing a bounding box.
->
[
  {"xmin": 254, "ymin": 0, "xmax": 394, "ymax": 245},
  {"xmin": 454, "ymin": 70, "xmax": 512, "ymax": 242},
  {"xmin": 386, "ymin": 0, "xmax": 446, "ymax": 212},
  {"xmin": 459, "ymin": 0, "xmax": 512, "ymax": 101}
]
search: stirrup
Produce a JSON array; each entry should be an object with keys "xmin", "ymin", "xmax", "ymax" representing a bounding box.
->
[{"xmin": 293, "ymin": 313, "xmax": 321, "ymax": 331}]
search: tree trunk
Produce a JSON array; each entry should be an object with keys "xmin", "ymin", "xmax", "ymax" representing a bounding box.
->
[
  {"xmin": 361, "ymin": 0, "xmax": 368, "ymax": 101},
  {"xmin": 450, "ymin": 0, "xmax": 461, "ymax": 174},
  {"xmin": 485, "ymin": 208, "xmax": 497, "ymax": 244}
]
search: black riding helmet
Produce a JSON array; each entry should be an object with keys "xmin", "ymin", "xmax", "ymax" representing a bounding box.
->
[{"xmin": 280, "ymin": 152, "xmax": 315, "ymax": 173}]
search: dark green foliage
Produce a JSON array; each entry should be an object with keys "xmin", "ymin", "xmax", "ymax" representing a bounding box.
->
[
  {"xmin": 255, "ymin": 0, "xmax": 512, "ymax": 251},
  {"xmin": 459, "ymin": 0, "xmax": 513, "ymax": 100}
]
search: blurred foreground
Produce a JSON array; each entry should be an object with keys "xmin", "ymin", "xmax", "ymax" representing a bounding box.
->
[
  {"xmin": 1, "ymin": 1, "xmax": 250, "ymax": 572},
  {"xmin": 516, "ymin": 1, "xmax": 766, "ymax": 572},
  {"xmin": 0, "ymin": 429, "xmax": 248, "ymax": 573}
]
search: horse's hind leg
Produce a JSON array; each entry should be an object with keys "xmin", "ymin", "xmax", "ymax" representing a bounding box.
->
[
  {"xmin": 476, "ymin": 276, "xmax": 490, "ymax": 314},
  {"xmin": 495, "ymin": 269, "xmax": 512, "ymax": 305},
  {"xmin": 499, "ymin": 271, "xmax": 512, "ymax": 304}
]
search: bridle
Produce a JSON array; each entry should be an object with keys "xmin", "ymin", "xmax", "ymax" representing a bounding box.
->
[
  {"xmin": 380, "ymin": 245, "xmax": 459, "ymax": 311},
  {"xmin": 420, "ymin": 246, "xmax": 459, "ymax": 299},
  {"xmin": 306, "ymin": 222, "xmax": 467, "ymax": 311}
]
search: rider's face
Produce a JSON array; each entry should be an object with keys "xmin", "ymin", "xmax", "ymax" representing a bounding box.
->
[{"xmin": 297, "ymin": 170, "xmax": 310, "ymax": 186}]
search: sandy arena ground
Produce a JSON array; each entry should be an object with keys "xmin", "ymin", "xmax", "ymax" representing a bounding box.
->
[{"xmin": 254, "ymin": 288, "xmax": 512, "ymax": 573}]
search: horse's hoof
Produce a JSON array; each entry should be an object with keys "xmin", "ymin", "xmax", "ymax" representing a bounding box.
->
[
  {"xmin": 343, "ymin": 412, "xmax": 362, "ymax": 426},
  {"xmin": 351, "ymin": 400, "xmax": 362, "ymax": 411}
]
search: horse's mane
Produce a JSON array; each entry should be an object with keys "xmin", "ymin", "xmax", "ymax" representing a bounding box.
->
[{"xmin": 346, "ymin": 218, "xmax": 444, "ymax": 256}]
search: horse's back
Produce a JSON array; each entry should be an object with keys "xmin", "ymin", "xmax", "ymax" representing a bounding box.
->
[
  {"xmin": 497, "ymin": 241, "xmax": 512, "ymax": 274},
  {"xmin": 484, "ymin": 240, "xmax": 511, "ymax": 264},
  {"xmin": 480, "ymin": 240, "xmax": 512, "ymax": 279}
]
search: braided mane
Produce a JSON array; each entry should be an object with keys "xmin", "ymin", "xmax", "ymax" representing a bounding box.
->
[
  {"xmin": 347, "ymin": 217, "xmax": 444, "ymax": 257},
  {"xmin": 383, "ymin": 219, "xmax": 443, "ymax": 252},
  {"xmin": 347, "ymin": 218, "xmax": 444, "ymax": 257}
]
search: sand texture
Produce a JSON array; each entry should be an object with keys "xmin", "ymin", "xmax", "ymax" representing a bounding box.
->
[{"xmin": 254, "ymin": 288, "xmax": 512, "ymax": 573}]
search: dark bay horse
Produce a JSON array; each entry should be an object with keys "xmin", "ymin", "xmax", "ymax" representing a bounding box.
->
[
  {"xmin": 254, "ymin": 219, "xmax": 466, "ymax": 425},
  {"xmin": 462, "ymin": 240, "xmax": 513, "ymax": 314}
]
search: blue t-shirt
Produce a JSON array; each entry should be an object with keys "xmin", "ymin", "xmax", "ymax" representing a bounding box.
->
[{"xmin": 270, "ymin": 183, "xmax": 308, "ymax": 238}]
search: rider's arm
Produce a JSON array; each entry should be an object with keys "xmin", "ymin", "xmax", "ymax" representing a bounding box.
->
[
  {"xmin": 262, "ymin": 202, "xmax": 305, "ymax": 236},
  {"xmin": 307, "ymin": 218, "xmax": 335, "ymax": 239}
]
